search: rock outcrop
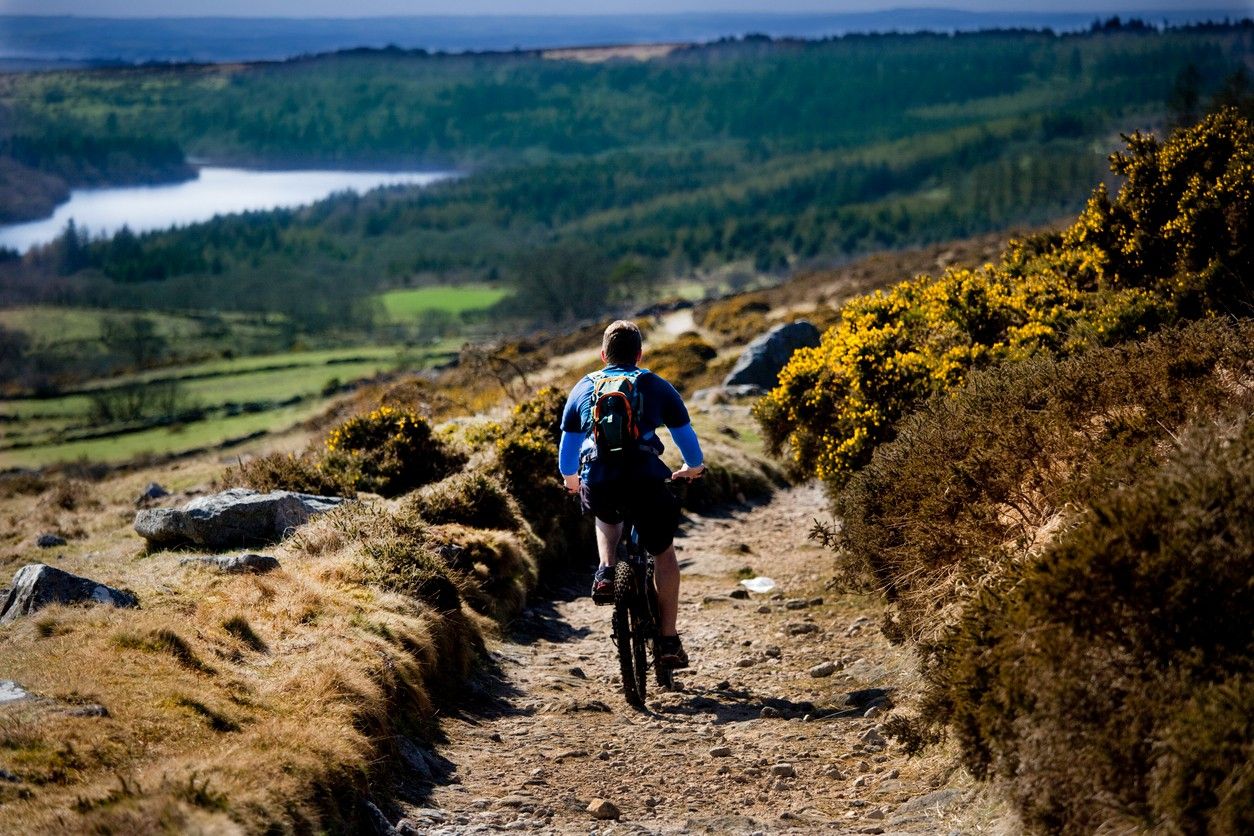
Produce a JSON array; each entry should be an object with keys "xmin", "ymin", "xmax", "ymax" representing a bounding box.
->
[
  {"xmin": 178, "ymin": 553, "xmax": 281, "ymax": 574},
  {"xmin": 0, "ymin": 564, "xmax": 138, "ymax": 624},
  {"xmin": 722, "ymin": 320, "xmax": 821, "ymax": 389},
  {"xmin": 134, "ymin": 488, "xmax": 345, "ymax": 549}
]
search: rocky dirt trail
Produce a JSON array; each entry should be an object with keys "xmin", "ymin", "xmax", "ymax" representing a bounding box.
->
[{"xmin": 398, "ymin": 483, "xmax": 982, "ymax": 834}]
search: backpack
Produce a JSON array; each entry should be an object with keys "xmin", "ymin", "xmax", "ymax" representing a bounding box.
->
[{"xmin": 589, "ymin": 368, "xmax": 649, "ymax": 459}]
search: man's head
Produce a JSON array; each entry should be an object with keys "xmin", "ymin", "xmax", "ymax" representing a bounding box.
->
[{"xmin": 601, "ymin": 320, "xmax": 643, "ymax": 366}]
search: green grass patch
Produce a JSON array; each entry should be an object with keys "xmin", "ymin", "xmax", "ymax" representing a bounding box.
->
[
  {"xmin": 377, "ymin": 285, "xmax": 509, "ymax": 321},
  {"xmin": 0, "ymin": 399, "xmax": 330, "ymax": 468}
]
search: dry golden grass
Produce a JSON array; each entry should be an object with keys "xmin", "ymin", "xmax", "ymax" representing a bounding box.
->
[{"xmin": 0, "ymin": 491, "xmax": 497, "ymax": 833}]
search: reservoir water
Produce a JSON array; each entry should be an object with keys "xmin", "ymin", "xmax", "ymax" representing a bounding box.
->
[{"xmin": 0, "ymin": 167, "xmax": 454, "ymax": 253}]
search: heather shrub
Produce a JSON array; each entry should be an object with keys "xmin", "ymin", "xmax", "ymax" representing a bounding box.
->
[
  {"xmin": 219, "ymin": 451, "xmax": 356, "ymax": 497},
  {"xmin": 695, "ymin": 293, "xmax": 771, "ymax": 342},
  {"xmin": 428, "ymin": 523, "xmax": 540, "ymax": 621},
  {"xmin": 644, "ymin": 331, "xmax": 718, "ymax": 393},
  {"xmin": 831, "ymin": 318, "xmax": 1254, "ymax": 645},
  {"xmin": 759, "ymin": 111, "xmax": 1253, "ymax": 487},
  {"xmin": 323, "ymin": 406, "xmax": 466, "ymax": 497},
  {"xmin": 406, "ymin": 471, "xmax": 524, "ymax": 531},
  {"xmin": 494, "ymin": 387, "xmax": 593, "ymax": 572},
  {"xmin": 935, "ymin": 414, "xmax": 1254, "ymax": 834}
]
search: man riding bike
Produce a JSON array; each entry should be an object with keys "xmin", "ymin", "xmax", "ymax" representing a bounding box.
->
[{"xmin": 558, "ymin": 320, "xmax": 706, "ymax": 669}]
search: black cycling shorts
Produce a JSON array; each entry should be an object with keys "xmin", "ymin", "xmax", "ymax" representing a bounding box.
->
[{"xmin": 579, "ymin": 454, "xmax": 681, "ymax": 556}]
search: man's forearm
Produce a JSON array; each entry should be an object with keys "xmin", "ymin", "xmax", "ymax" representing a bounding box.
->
[
  {"xmin": 669, "ymin": 423, "xmax": 703, "ymax": 467},
  {"xmin": 558, "ymin": 429, "xmax": 583, "ymax": 476}
]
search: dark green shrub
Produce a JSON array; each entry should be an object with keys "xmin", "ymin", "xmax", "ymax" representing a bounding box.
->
[
  {"xmin": 936, "ymin": 413, "xmax": 1254, "ymax": 834},
  {"xmin": 324, "ymin": 406, "xmax": 466, "ymax": 498}
]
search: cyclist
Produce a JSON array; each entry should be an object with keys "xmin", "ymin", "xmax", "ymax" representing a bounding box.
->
[{"xmin": 558, "ymin": 320, "xmax": 706, "ymax": 669}]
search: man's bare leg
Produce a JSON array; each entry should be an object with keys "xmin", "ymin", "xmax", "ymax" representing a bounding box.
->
[
  {"xmin": 595, "ymin": 518, "xmax": 623, "ymax": 568},
  {"xmin": 652, "ymin": 544, "xmax": 680, "ymax": 636}
]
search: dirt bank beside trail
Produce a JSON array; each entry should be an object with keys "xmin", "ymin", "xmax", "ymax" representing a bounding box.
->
[{"xmin": 397, "ymin": 483, "xmax": 996, "ymax": 834}]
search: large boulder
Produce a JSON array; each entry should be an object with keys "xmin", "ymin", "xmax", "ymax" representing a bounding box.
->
[
  {"xmin": 722, "ymin": 320, "xmax": 822, "ymax": 389},
  {"xmin": 0, "ymin": 564, "xmax": 138, "ymax": 624},
  {"xmin": 134, "ymin": 488, "xmax": 345, "ymax": 549}
]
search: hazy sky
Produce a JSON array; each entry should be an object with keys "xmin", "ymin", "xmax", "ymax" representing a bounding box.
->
[{"xmin": 2, "ymin": 1, "xmax": 1242, "ymax": 17}]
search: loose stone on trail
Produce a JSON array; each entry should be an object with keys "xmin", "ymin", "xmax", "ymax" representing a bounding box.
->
[{"xmin": 587, "ymin": 798, "xmax": 621, "ymax": 820}]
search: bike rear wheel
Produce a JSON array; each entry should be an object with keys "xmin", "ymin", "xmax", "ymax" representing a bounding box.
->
[{"xmin": 613, "ymin": 560, "xmax": 645, "ymax": 708}]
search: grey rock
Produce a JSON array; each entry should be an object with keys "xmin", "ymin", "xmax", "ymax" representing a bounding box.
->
[
  {"xmin": 894, "ymin": 789, "xmax": 963, "ymax": 816},
  {"xmin": 847, "ymin": 688, "xmax": 893, "ymax": 709},
  {"xmin": 864, "ymin": 705, "xmax": 884, "ymax": 719},
  {"xmin": 0, "ymin": 768, "xmax": 19, "ymax": 783},
  {"xmin": 134, "ymin": 488, "xmax": 346, "ymax": 549},
  {"xmin": 35, "ymin": 533, "xmax": 66, "ymax": 548},
  {"xmin": 785, "ymin": 599, "xmax": 808, "ymax": 610},
  {"xmin": 862, "ymin": 727, "xmax": 887, "ymax": 748},
  {"xmin": 709, "ymin": 745, "xmax": 733, "ymax": 757},
  {"xmin": 64, "ymin": 704, "xmax": 109, "ymax": 718},
  {"xmin": 785, "ymin": 621, "xmax": 820, "ymax": 635},
  {"xmin": 760, "ymin": 706, "xmax": 782, "ymax": 719},
  {"xmin": 770, "ymin": 763, "xmax": 796, "ymax": 778},
  {"xmin": 691, "ymin": 384, "xmax": 765, "ymax": 404},
  {"xmin": 763, "ymin": 646, "xmax": 782, "ymax": 658},
  {"xmin": 0, "ymin": 564, "xmax": 138, "ymax": 624},
  {"xmin": 136, "ymin": 482, "xmax": 169, "ymax": 504},
  {"xmin": 723, "ymin": 320, "xmax": 822, "ymax": 389},
  {"xmin": 587, "ymin": 798, "xmax": 620, "ymax": 820},
  {"xmin": 179, "ymin": 553, "xmax": 281, "ymax": 574},
  {"xmin": 362, "ymin": 799, "xmax": 399, "ymax": 835},
  {"xmin": 398, "ymin": 736, "xmax": 435, "ymax": 782},
  {"xmin": 810, "ymin": 660, "xmax": 841, "ymax": 677},
  {"xmin": 0, "ymin": 680, "xmax": 30, "ymax": 703}
]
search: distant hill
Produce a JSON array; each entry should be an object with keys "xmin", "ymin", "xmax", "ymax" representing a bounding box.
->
[{"xmin": 0, "ymin": 9, "xmax": 1250, "ymax": 66}]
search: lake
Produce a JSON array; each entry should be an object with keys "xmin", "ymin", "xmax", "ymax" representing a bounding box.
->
[{"xmin": 0, "ymin": 167, "xmax": 454, "ymax": 253}]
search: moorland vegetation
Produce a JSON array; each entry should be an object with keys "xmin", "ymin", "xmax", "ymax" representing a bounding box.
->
[{"xmin": 762, "ymin": 109, "xmax": 1253, "ymax": 831}]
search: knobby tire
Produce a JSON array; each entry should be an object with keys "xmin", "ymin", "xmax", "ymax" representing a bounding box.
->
[{"xmin": 614, "ymin": 560, "xmax": 645, "ymax": 708}]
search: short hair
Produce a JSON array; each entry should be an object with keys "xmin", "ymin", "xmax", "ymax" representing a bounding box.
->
[{"xmin": 602, "ymin": 320, "xmax": 642, "ymax": 365}]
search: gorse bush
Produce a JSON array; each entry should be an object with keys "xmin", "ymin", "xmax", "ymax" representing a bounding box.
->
[
  {"xmin": 324, "ymin": 406, "xmax": 466, "ymax": 497},
  {"xmin": 758, "ymin": 110, "xmax": 1254, "ymax": 486},
  {"xmin": 939, "ymin": 414, "xmax": 1254, "ymax": 834}
]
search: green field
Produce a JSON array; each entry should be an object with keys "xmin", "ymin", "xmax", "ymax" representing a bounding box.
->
[
  {"xmin": 0, "ymin": 342, "xmax": 456, "ymax": 467},
  {"xmin": 377, "ymin": 285, "xmax": 510, "ymax": 320}
]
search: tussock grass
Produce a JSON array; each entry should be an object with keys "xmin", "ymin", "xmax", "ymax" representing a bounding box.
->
[{"xmin": 0, "ymin": 488, "xmax": 517, "ymax": 832}]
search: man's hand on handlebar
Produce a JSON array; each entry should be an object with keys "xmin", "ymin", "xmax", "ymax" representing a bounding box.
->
[
  {"xmin": 563, "ymin": 474, "xmax": 581, "ymax": 494},
  {"xmin": 671, "ymin": 463, "xmax": 707, "ymax": 481}
]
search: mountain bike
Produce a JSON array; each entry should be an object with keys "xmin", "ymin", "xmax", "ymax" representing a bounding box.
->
[{"xmin": 611, "ymin": 520, "xmax": 675, "ymax": 709}]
